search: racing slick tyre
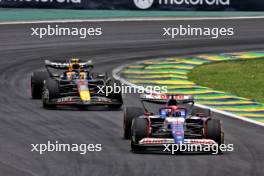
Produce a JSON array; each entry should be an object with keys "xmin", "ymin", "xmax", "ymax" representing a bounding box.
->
[
  {"xmin": 31, "ymin": 71, "xmax": 49, "ymax": 99},
  {"xmin": 107, "ymin": 80, "xmax": 123, "ymax": 110},
  {"xmin": 123, "ymin": 106, "xmax": 144, "ymax": 139},
  {"xmin": 206, "ymin": 119, "xmax": 224, "ymax": 154},
  {"xmin": 131, "ymin": 118, "xmax": 149, "ymax": 152},
  {"xmin": 42, "ymin": 78, "xmax": 60, "ymax": 109}
]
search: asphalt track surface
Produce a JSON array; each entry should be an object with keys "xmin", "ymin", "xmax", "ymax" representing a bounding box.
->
[{"xmin": 0, "ymin": 19, "xmax": 264, "ymax": 176}]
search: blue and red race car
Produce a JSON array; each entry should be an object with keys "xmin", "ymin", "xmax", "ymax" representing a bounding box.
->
[{"xmin": 123, "ymin": 94, "xmax": 224, "ymax": 153}]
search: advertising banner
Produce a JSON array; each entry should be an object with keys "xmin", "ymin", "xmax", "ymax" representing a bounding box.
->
[{"xmin": 0, "ymin": 0, "xmax": 264, "ymax": 11}]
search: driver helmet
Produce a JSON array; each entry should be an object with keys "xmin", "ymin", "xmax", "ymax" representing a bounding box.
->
[
  {"xmin": 167, "ymin": 99, "xmax": 178, "ymax": 106},
  {"xmin": 69, "ymin": 58, "xmax": 81, "ymax": 73}
]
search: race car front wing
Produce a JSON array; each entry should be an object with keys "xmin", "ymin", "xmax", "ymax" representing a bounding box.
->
[
  {"xmin": 138, "ymin": 138, "xmax": 217, "ymax": 146},
  {"xmin": 46, "ymin": 96, "xmax": 122, "ymax": 106}
]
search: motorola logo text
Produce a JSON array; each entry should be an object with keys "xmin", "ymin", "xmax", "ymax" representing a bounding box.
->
[
  {"xmin": 133, "ymin": 0, "xmax": 230, "ymax": 9},
  {"xmin": 133, "ymin": 0, "xmax": 154, "ymax": 9},
  {"xmin": 159, "ymin": 0, "xmax": 230, "ymax": 5}
]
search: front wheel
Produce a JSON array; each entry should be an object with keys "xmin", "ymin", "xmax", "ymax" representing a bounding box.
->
[
  {"xmin": 123, "ymin": 106, "xmax": 144, "ymax": 139},
  {"xmin": 31, "ymin": 71, "xmax": 48, "ymax": 99},
  {"xmin": 206, "ymin": 119, "xmax": 222, "ymax": 145},
  {"xmin": 131, "ymin": 118, "xmax": 149, "ymax": 152},
  {"xmin": 107, "ymin": 80, "xmax": 123, "ymax": 110},
  {"xmin": 206, "ymin": 119, "xmax": 224, "ymax": 154},
  {"xmin": 42, "ymin": 79, "xmax": 60, "ymax": 109}
]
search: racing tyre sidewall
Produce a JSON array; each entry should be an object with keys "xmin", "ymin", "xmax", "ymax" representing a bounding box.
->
[
  {"xmin": 206, "ymin": 119, "xmax": 223, "ymax": 154},
  {"xmin": 123, "ymin": 106, "xmax": 144, "ymax": 139},
  {"xmin": 31, "ymin": 71, "xmax": 49, "ymax": 99},
  {"xmin": 131, "ymin": 118, "xmax": 149, "ymax": 152},
  {"xmin": 107, "ymin": 79, "xmax": 123, "ymax": 110},
  {"xmin": 42, "ymin": 79, "xmax": 59, "ymax": 109}
]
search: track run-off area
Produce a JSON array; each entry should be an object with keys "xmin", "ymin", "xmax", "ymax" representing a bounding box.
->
[{"xmin": 116, "ymin": 51, "xmax": 264, "ymax": 125}]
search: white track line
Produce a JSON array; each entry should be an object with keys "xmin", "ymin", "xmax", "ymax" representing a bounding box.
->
[
  {"xmin": 112, "ymin": 63, "xmax": 264, "ymax": 127},
  {"xmin": 1, "ymin": 16, "xmax": 264, "ymax": 25}
]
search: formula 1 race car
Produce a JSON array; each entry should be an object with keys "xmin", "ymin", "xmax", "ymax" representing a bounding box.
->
[
  {"xmin": 31, "ymin": 58, "xmax": 123, "ymax": 109},
  {"xmin": 123, "ymin": 94, "xmax": 224, "ymax": 153}
]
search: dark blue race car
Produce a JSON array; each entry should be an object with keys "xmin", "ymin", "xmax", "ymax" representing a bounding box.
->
[{"xmin": 123, "ymin": 94, "xmax": 224, "ymax": 153}]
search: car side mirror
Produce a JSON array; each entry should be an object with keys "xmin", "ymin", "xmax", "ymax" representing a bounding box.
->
[
  {"xmin": 97, "ymin": 74, "xmax": 105, "ymax": 79},
  {"xmin": 52, "ymin": 74, "xmax": 60, "ymax": 78}
]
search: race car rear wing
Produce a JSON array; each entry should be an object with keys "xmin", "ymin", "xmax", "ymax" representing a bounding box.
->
[
  {"xmin": 45, "ymin": 60, "xmax": 93, "ymax": 70},
  {"xmin": 139, "ymin": 93, "xmax": 194, "ymax": 113},
  {"xmin": 140, "ymin": 93, "xmax": 194, "ymax": 104}
]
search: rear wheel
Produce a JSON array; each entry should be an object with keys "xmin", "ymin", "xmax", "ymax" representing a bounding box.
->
[
  {"xmin": 123, "ymin": 106, "xmax": 144, "ymax": 139},
  {"xmin": 31, "ymin": 71, "xmax": 49, "ymax": 99},
  {"xmin": 107, "ymin": 79, "xmax": 123, "ymax": 110},
  {"xmin": 131, "ymin": 118, "xmax": 149, "ymax": 152},
  {"xmin": 42, "ymin": 79, "xmax": 60, "ymax": 109}
]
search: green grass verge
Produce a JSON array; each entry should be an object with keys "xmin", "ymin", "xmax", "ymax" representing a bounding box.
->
[{"xmin": 188, "ymin": 59, "xmax": 264, "ymax": 103}]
